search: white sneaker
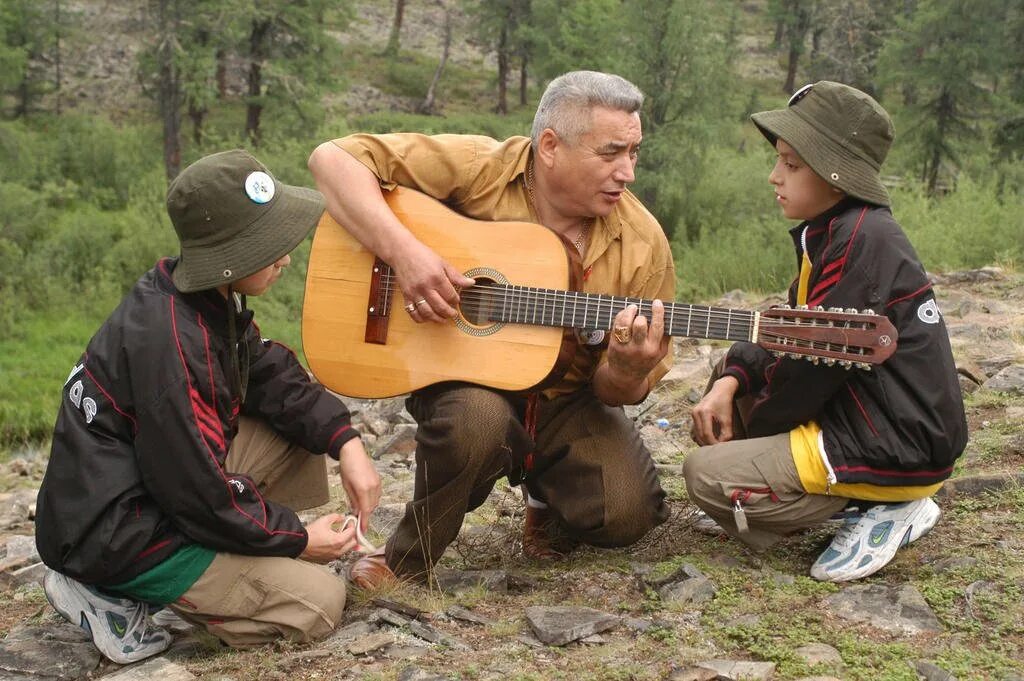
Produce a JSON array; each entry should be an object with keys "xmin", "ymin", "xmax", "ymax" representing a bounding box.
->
[
  {"xmin": 43, "ymin": 569, "xmax": 172, "ymax": 664},
  {"xmin": 810, "ymin": 497, "xmax": 941, "ymax": 582}
]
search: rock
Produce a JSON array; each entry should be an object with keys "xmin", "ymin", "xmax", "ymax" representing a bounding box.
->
[
  {"xmin": 0, "ymin": 622, "xmax": 100, "ymax": 681},
  {"xmin": 524, "ymin": 606, "xmax": 619, "ymax": 646},
  {"xmin": 370, "ymin": 608, "xmax": 410, "ymax": 628},
  {"xmin": 936, "ymin": 473, "xmax": 1024, "ymax": 499},
  {"xmin": 666, "ymin": 667, "xmax": 719, "ymax": 681},
  {"xmin": 11, "ymin": 561, "xmax": 45, "ymax": 587},
  {"xmin": 373, "ymin": 423, "xmax": 418, "ymax": 460},
  {"xmin": 695, "ymin": 659, "xmax": 776, "ymax": 680},
  {"xmin": 976, "ymin": 354, "xmax": 1018, "ymax": 375},
  {"xmin": 914, "ymin": 660, "xmax": 957, "ymax": 681},
  {"xmin": 929, "ymin": 556, "xmax": 979, "ymax": 574},
  {"xmin": 327, "ymin": 620, "xmax": 378, "ymax": 644},
  {"xmin": 347, "ymin": 632, "xmax": 397, "ymax": 656},
  {"xmin": 982, "ymin": 365, "xmax": 1024, "ymax": 393},
  {"xmin": 794, "ymin": 642, "xmax": 843, "ymax": 667},
  {"xmin": 824, "ymin": 584, "xmax": 942, "ymax": 635},
  {"xmin": 434, "ymin": 568, "xmax": 508, "ymax": 594},
  {"xmin": 445, "ymin": 604, "xmax": 494, "ymax": 626},
  {"xmin": 102, "ymin": 657, "xmax": 196, "ymax": 680},
  {"xmin": 397, "ymin": 667, "xmax": 448, "ymax": 681},
  {"xmin": 646, "ymin": 564, "xmax": 717, "ymax": 605}
]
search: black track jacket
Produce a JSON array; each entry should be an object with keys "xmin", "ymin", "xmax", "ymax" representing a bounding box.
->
[
  {"xmin": 36, "ymin": 258, "xmax": 359, "ymax": 585},
  {"xmin": 721, "ymin": 201, "xmax": 967, "ymax": 487}
]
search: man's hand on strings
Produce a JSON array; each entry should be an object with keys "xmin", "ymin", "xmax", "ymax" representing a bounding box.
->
[{"xmin": 394, "ymin": 240, "xmax": 475, "ymax": 323}]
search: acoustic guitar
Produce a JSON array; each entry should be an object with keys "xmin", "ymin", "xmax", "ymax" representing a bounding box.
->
[{"xmin": 302, "ymin": 187, "xmax": 897, "ymax": 398}]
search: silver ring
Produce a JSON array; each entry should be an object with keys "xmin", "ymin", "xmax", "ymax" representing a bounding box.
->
[
  {"xmin": 415, "ymin": 299, "xmax": 429, "ymax": 307},
  {"xmin": 404, "ymin": 303, "xmax": 416, "ymax": 313}
]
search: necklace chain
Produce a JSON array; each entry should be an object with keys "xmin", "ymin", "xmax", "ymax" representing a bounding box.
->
[{"xmin": 527, "ymin": 159, "xmax": 592, "ymax": 254}]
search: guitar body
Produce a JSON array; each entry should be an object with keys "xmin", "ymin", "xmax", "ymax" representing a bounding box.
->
[{"xmin": 302, "ymin": 187, "xmax": 577, "ymax": 398}]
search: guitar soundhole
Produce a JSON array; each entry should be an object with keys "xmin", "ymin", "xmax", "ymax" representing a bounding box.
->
[
  {"xmin": 459, "ymin": 277, "xmax": 496, "ymax": 326},
  {"xmin": 454, "ymin": 268, "xmax": 506, "ymax": 337}
]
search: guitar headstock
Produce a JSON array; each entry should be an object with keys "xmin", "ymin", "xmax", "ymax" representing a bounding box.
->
[{"xmin": 757, "ymin": 306, "xmax": 898, "ymax": 370}]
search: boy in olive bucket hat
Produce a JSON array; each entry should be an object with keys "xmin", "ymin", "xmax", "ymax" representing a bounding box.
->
[
  {"xmin": 35, "ymin": 150, "xmax": 381, "ymax": 663},
  {"xmin": 684, "ymin": 82, "xmax": 966, "ymax": 582}
]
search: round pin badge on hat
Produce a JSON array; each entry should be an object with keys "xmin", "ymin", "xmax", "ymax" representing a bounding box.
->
[{"xmin": 244, "ymin": 171, "xmax": 275, "ymax": 204}]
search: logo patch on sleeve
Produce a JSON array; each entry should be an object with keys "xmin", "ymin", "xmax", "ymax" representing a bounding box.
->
[{"xmin": 917, "ymin": 299, "xmax": 941, "ymax": 324}]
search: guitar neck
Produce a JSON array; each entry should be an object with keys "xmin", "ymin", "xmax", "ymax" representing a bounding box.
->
[{"xmin": 482, "ymin": 284, "xmax": 756, "ymax": 343}]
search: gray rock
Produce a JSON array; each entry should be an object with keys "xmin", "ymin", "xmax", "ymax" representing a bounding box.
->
[
  {"xmin": 976, "ymin": 355, "xmax": 1018, "ymax": 375},
  {"xmin": 372, "ymin": 423, "xmax": 418, "ymax": 460},
  {"xmin": 397, "ymin": 667, "xmax": 448, "ymax": 681},
  {"xmin": 936, "ymin": 473, "xmax": 1024, "ymax": 499},
  {"xmin": 327, "ymin": 620, "xmax": 377, "ymax": 644},
  {"xmin": 0, "ymin": 622, "xmax": 100, "ymax": 681},
  {"xmin": 666, "ymin": 667, "xmax": 718, "ymax": 681},
  {"xmin": 2, "ymin": 536, "xmax": 38, "ymax": 563},
  {"xmin": 102, "ymin": 657, "xmax": 196, "ymax": 680},
  {"xmin": 384, "ymin": 643, "xmax": 430, "ymax": 660},
  {"xmin": 929, "ymin": 556, "xmax": 979, "ymax": 574},
  {"xmin": 824, "ymin": 584, "xmax": 942, "ymax": 635},
  {"xmin": 982, "ymin": 364, "xmax": 1024, "ymax": 393},
  {"xmin": 369, "ymin": 608, "xmax": 410, "ymax": 628},
  {"xmin": 347, "ymin": 631, "xmax": 397, "ymax": 656},
  {"xmin": 524, "ymin": 605, "xmax": 619, "ymax": 646},
  {"xmin": 914, "ymin": 660, "xmax": 957, "ymax": 681},
  {"xmin": 445, "ymin": 604, "xmax": 493, "ymax": 626},
  {"xmin": 11, "ymin": 562, "xmax": 46, "ymax": 587},
  {"xmin": 695, "ymin": 659, "xmax": 776, "ymax": 680},
  {"xmin": 649, "ymin": 564, "xmax": 717, "ymax": 605},
  {"xmin": 794, "ymin": 642, "xmax": 843, "ymax": 667},
  {"xmin": 434, "ymin": 568, "xmax": 508, "ymax": 594}
]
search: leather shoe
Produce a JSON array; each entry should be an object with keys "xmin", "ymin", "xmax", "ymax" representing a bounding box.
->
[
  {"xmin": 347, "ymin": 548, "xmax": 398, "ymax": 590},
  {"xmin": 522, "ymin": 505, "xmax": 577, "ymax": 560}
]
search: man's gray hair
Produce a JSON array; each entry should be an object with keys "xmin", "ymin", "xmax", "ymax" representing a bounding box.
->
[{"xmin": 530, "ymin": 71, "xmax": 644, "ymax": 149}]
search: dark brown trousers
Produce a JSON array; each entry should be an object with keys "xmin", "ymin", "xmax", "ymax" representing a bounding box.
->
[{"xmin": 384, "ymin": 384, "xmax": 669, "ymax": 577}]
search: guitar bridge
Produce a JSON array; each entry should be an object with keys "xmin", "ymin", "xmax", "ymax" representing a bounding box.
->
[{"xmin": 364, "ymin": 257, "xmax": 391, "ymax": 345}]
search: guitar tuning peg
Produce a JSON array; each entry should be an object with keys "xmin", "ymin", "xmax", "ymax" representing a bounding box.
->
[
  {"xmin": 797, "ymin": 304, "xmax": 809, "ymax": 310},
  {"xmin": 828, "ymin": 306, "xmax": 842, "ymax": 312},
  {"xmin": 845, "ymin": 307, "xmax": 859, "ymax": 314},
  {"xmin": 810, "ymin": 357, "xmax": 820, "ymax": 365},
  {"xmin": 840, "ymin": 360, "xmax": 852, "ymax": 369},
  {"xmin": 860, "ymin": 309, "xmax": 874, "ymax": 315},
  {"xmin": 857, "ymin": 362, "xmax": 872, "ymax": 370},
  {"xmin": 824, "ymin": 358, "xmax": 836, "ymax": 366},
  {"xmin": 814, "ymin": 305, "xmax": 825, "ymax": 311},
  {"xmin": 789, "ymin": 353, "xmax": 801, "ymax": 360}
]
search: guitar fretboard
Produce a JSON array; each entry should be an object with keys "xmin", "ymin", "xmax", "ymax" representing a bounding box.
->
[{"xmin": 476, "ymin": 284, "xmax": 756, "ymax": 342}]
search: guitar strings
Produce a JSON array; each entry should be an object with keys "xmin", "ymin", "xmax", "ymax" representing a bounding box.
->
[
  {"xmin": 375, "ymin": 278, "xmax": 869, "ymax": 356},
  {"xmin": 376, "ymin": 276, "xmax": 874, "ymax": 330}
]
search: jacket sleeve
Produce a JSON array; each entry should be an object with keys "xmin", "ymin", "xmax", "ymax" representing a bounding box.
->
[
  {"xmin": 242, "ymin": 328, "xmax": 360, "ymax": 460},
  {"xmin": 741, "ymin": 212, "xmax": 888, "ymax": 436},
  {"xmin": 134, "ymin": 371, "xmax": 309, "ymax": 558}
]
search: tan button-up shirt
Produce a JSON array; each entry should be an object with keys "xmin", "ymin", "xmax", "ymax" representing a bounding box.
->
[{"xmin": 333, "ymin": 133, "xmax": 675, "ymax": 398}]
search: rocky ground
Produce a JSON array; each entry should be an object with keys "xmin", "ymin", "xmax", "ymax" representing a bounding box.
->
[{"xmin": 0, "ymin": 268, "xmax": 1022, "ymax": 681}]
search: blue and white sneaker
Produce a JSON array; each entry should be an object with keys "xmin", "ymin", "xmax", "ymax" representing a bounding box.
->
[
  {"xmin": 810, "ymin": 497, "xmax": 941, "ymax": 582},
  {"xmin": 43, "ymin": 569, "xmax": 172, "ymax": 664}
]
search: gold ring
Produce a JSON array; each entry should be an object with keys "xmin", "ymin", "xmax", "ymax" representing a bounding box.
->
[
  {"xmin": 415, "ymin": 299, "xmax": 429, "ymax": 307},
  {"xmin": 613, "ymin": 325, "xmax": 632, "ymax": 344},
  {"xmin": 404, "ymin": 303, "xmax": 416, "ymax": 313}
]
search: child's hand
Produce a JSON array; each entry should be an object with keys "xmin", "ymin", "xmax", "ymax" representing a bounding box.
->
[
  {"xmin": 338, "ymin": 438, "xmax": 382, "ymax": 529},
  {"xmin": 691, "ymin": 376, "xmax": 740, "ymax": 445},
  {"xmin": 300, "ymin": 513, "xmax": 357, "ymax": 562}
]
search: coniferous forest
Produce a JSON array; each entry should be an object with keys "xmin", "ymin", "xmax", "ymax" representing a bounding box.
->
[{"xmin": 1, "ymin": 0, "xmax": 1022, "ymax": 444}]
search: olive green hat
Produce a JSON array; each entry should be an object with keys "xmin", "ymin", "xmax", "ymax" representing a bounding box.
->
[
  {"xmin": 167, "ymin": 149, "xmax": 326, "ymax": 293},
  {"xmin": 751, "ymin": 81, "xmax": 894, "ymax": 206}
]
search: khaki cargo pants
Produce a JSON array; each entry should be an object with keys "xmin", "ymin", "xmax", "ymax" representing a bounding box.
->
[
  {"xmin": 682, "ymin": 365, "xmax": 848, "ymax": 550},
  {"xmin": 168, "ymin": 417, "xmax": 346, "ymax": 647}
]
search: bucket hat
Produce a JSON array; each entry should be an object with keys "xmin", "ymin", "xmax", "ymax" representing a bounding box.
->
[
  {"xmin": 167, "ymin": 149, "xmax": 326, "ymax": 293},
  {"xmin": 751, "ymin": 81, "xmax": 894, "ymax": 206}
]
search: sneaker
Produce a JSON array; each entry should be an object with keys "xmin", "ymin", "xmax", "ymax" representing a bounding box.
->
[
  {"xmin": 688, "ymin": 509, "xmax": 726, "ymax": 536},
  {"xmin": 149, "ymin": 606, "xmax": 194, "ymax": 633},
  {"xmin": 810, "ymin": 497, "xmax": 941, "ymax": 582},
  {"xmin": 43, "ymin": 569, "xmax": 172, "ymax": 664}
]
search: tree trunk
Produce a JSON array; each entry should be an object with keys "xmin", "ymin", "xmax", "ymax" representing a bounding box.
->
[
  {"xmin": 926, "ymin": 87, "xmax": 953, "ymax": 196},
  {"xmin": 519, "ymin": 56, "xmax": 527, "ymax": 106},
  {"xmin": 495, "ymin": 22, "xmax": 508, "ymax": 114},
  {"xmin": 157, "ymin": 0, "xmax": 182, "ymax": 180},
  {"xmin": 216, "ymin": 48, "xmax": 228, "ymax": 97},
  {"xmin": 55, "ymin": 0, "xmax": 63, "ymax": 115},
  {"xmin": 245, "ymin": 20, "xmax": 271, "ymax": 147},
  {"xmin": 384, "ymin": 0, "xmax": 405, "ymax": 56},
  {"xmin": 784, "ymin": 45, "xmax": 800, "ymax": 93},
  {"xmin": 419, "ymin": 3, "xmax": 451, "ymax": 114},
  {"xmin": 189, "ymin": 103, "xmax": 206, "ymax": 146}
]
